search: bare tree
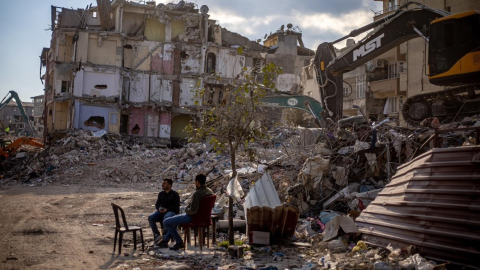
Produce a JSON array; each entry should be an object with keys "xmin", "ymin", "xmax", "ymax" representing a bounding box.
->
[{"xmin": 186, "ymin": 62, "xmax": 282, "ymax": 244}]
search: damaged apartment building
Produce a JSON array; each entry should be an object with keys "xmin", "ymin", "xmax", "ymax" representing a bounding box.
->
[{"xmin": 40, "ymin": 0, "xmax": 266, "ymax": 144}]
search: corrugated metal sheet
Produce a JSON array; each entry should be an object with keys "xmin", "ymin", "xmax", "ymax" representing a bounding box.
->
[
  {"xmin": 244, "ymin": 173, "xmax": 282, "ymax": 210},
  {"xmin": 247, "ymin": 206, "xmax": 299, "ymax": 244},
  {"xmin": 356, "ymin": 146, "xmax": 480, "ymax": 268}
]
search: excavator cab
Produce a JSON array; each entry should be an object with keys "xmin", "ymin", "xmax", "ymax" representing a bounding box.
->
[{"xmin": 429, "ymin": 11, "xmax": 480, "ymax": 86}]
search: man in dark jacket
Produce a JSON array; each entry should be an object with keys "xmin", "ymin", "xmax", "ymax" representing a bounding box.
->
[
  {"xmin": 159, "ymin": 174, "xmax": 213, "ymax": 250},
  {"xmin": 148, "ymin": 178, "xmax": 180, "ymax": 245}
]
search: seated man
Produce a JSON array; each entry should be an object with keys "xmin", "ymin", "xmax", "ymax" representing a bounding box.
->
[
  {"xmin": 148, "ymin": 178, "xmax": 180, "ymax": 245},
  {"xmin": 159, "ymin": 174, "xmax": 213, "ymax": 250}
]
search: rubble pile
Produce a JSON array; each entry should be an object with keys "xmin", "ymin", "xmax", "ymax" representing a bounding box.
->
[
  {"xmin": 0, "ymin": 129, "xmax": 287, "ymax": 188},
  {"xmin": 279, "ymin": 115, "xmax": 480, "ymax": 218},
  {"xmin": 1, "ymin": 117, "xmax": 479, "ymax": 268}
]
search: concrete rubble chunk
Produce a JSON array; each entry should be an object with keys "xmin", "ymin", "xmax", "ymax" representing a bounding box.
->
[{"xmin": 157, "ymin": 261, "xmax": 190, "ymax": 270}]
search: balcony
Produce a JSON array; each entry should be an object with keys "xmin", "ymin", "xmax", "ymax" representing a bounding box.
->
[
  {"xmin": 370, "ymin": 74, "xmax": 403, "ymax": 98},
  {"xmin": 373, "ymin": 5, "xmax": 399, "ymax": 21}
]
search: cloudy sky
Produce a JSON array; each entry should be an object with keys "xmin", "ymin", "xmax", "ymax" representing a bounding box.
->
[{"xmin": 0, "ymin": 0, "xmax": 382, "ymax": 102}]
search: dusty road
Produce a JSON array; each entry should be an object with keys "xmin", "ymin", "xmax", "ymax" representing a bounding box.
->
[{"xmin": 0, "ymin": 185, "xmax": 161, "ymax": 270}]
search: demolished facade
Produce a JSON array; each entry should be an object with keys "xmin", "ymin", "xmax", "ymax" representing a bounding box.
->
[{"xmin": 40, "ymin": 0, "xmax": 268, "ymax": 144}]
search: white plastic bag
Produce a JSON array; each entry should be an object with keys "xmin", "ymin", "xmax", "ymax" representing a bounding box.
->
[{"xmin": 226, "ymin": 175, "xmax": 244, "ymax": 200}]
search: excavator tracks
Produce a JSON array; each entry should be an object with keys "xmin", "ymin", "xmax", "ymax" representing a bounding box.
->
[{"xmin": 402, "ymin": 83, "xmax": 480, "ymax": 126}]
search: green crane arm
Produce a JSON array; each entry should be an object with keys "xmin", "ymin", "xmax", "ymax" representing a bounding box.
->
[
  {"xmin": 0, "ymin": 91, "xmax": 34, "ymax": 134},
  {"xmin": 260, "ymin": 95, "xmax": 324, "ymax": 121}
]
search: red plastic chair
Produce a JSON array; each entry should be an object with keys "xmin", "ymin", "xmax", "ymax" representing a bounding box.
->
[{"xmin": 180, "ymin": 195, "xmax": 216, "ymax": 250}]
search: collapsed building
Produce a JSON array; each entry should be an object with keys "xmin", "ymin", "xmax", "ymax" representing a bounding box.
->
[
  {"xmin": 39, "ymin": 0, "xmax": 317, "ymax": 145},
  {"xmin": 40, "ymin": 0, "xmax": 269, "ymax": 145}
]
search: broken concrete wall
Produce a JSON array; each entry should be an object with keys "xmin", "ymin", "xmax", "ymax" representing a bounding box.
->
[
  {"xmin": 181, "ymin": 45, "xmax": 201, "ymax": 74},
  {"xmin": 221, "ymin": 27, "xmax": 265, "ymax": 51},
  {"xmin": 75, "ymin": 67, "xmax": 121, "ymax": 98},
  {"xmin": 59, "ymin": 8, "xmax": 84, "ymax": 28},
  {"xmin": 146, "ymin": 113, "xmax": 159, "ymax": 137},
  {"xmin": 276, "ymin": 34, "xmax": 297, "ymax": 55},
  {"xmin": 124, "ymin": 73, "xmax": 149, "ymax": 103},
  {"xmin": 57, "ymin": 34, "xmax": 74, "ymax": 63},
  {"xmin": 301, "ymin": 66, "xmax": 321, "ymax": 102},
  {"xmin": 124, "ymin": 107, "xmax": 165, "ymax": 137},
  {"xmin": 151, "ymin": 43, "xmax": 174, "ymax": 74},
  {"xmin": 85, "ymin": 8, "xmax": 102, "ymax": 29},
  {"xmin": 171, "ymin": 20, "xmax": 186, "ymax": 40},
  {"xmin": 86, "ymin": 34, "xmax": 122, "ymax": 66},
  {"xmin": 73, "ymin": 100, "xmax": 119, "ymax": 133},
  {"xmin": 126, "ymin": 107, "xmax": 146, "ymax": 136},
  {"xmin": 75, "ymin": 32, "xmax": 89, "ymax": 63},
  {"xmin": 123, "ymin": 41, "xmax": 151, "ymax": 71},
  {"xmin": 144, "ymin": 18, "xmax": 166, "ymax": 42},
  {"xmin": 293, "ymin": 56, "xmax": 312, "ymax": 76},
  {"xmin": 211, "ymin": 24, "xmax": 222, "ymax": 45},
  {"xmin": 216, "ymin": 48, "xmax": 246, "ymax": 79},
  {"xmin": 276, "ymin": 74, "xmax": 300, "ymax": 93},
  {"xmin": 149, "ymin": 76, "xmax": 173, "ymax": 103},
  {"xmin": 122, "ymin": 9, "xmax": 146, "ymax": 36},
  {"xmin": 266, "ymin": 54, "xmax": 297, "ymax": 75},
  {"xmin": 179, "ymin": 78, "xmax": 198, "ymax": 107},
  {"xmin": 53, "ymin": 101, "xmax": 69, "ymax": 130},
  {"xmin": 159, "ymin": 111, "xmax": 171, "ymax": 139},
  {"xmin": 54, "ymin": 69, "xmax": 73, "ymax": 95}
]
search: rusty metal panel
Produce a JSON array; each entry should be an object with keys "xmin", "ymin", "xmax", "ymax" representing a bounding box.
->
[
  {"xmin": 247, "ymin": 206, "xmax": 299, "ymax": 244},
  {"xmin": 356, "ymin": 146, "xmax": 480, "ymax": 268}
]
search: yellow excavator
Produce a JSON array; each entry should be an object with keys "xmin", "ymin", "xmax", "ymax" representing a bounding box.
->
[{"xmin": 313, "ymin": 2, "xmax": 480, "ymax": 125}]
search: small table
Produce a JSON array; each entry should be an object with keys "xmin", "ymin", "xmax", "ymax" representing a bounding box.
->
[{"xmin": 211, "ymin": 214, "xmax": 220, "ymax": 244}]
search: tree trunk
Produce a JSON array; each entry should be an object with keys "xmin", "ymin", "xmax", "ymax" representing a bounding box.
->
[{"xmin": 228, "ymin": 143, "xmax": 236, "ymax": 245}]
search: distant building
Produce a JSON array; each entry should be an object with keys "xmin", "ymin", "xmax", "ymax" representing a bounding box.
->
[
  {"xmin": 264, "ymin": 25, "xmax": 315, "ymax": 93},
  {"xmin": 303, "ymin": 0, "xmax": 480, "ymax": 126},
  {"xmin": 0, "ymin": 101, "xmax": 34, "ymax": 132},
  {"xmin": 371, "ymin": 0, "xmax": 480, "ymax": 125},
  {"xmin": 264, "ymin": 25, "xmax": 316, "ymax": 126},
  {"xmin": 30, "ymin": 94, "xmax": 44, "ymax": 133}
]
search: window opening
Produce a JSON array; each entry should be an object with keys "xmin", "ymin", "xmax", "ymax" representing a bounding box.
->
[
  {"xmin": 388, "ymin": 63, "xmax": 398, "ymax": 79},
  {"xmin": 356, "ymin": 75, "xmax": 366, "ymax": 98},
  {"xmin": 84, "ymin": 116, "xmax": 105, "ymax": 129},
  {"xmin": 94, "ymin": 84, "xmax": 108, "ymax": 89},
  {"xmin": 206, "ymin": 53, "xmax": 216, "ymax": 73},
  {"xmin": 61, "ymin": 81, "xmax": 69, "ymax": 93},
  {"xmin": 386, "ymin": 96, "xmax": 398, "ymax": 113}
]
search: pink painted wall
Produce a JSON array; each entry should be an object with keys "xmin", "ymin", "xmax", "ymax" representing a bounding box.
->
[
  {"xmin": 160, "ymin": 111, "xmax": 171, "ymax": 125},
  {"xmin": 151, "ymin": 54, "xmax": 163, "ymax": 72},
  {"xmin": 127, "ymin": 108, "xmax": 167, "ymax": 136},
  {"xmin": 127, "ymin": 108, "xmax": 146, "ymax": 136},
  {"xmin": 151, "ymin": 54, "xmax": 174, "ymax": 75}
]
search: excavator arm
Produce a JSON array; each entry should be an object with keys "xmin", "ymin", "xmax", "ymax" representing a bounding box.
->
[
  {"xmin": 260, "ymin": 95, "xmax": 324, "ymax": 121},
  {"xmin": 314, "ymin": 2, "xmax": 449, "ymax": 120},
  {"xmin": 0, "ymin": 137, "xmax": 44, "ymax": 159},
  {"xmin": 0, "ymin": 91, "xmax": 35, "ymax": 135}
]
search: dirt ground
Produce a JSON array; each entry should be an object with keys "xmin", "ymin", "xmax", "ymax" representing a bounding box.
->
[{"xmin": 0, "ymin": 184, "xmax": 168, "ymax": 270}]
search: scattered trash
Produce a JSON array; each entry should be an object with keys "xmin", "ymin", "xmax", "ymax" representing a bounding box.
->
[{"xmin": 323, "ymin": 216, "xmax": 359, "ymax": 242}]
